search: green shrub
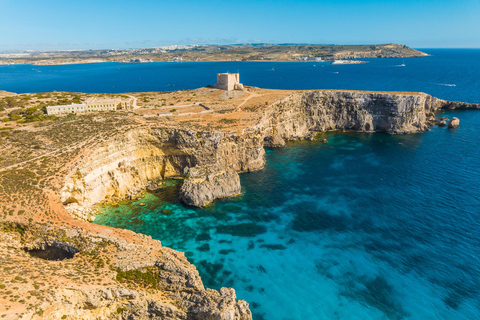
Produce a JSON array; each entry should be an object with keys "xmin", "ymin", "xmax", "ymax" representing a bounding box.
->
[{"xmin": 115, "ymin": 267, "xmax": 160, "ymax": 289}]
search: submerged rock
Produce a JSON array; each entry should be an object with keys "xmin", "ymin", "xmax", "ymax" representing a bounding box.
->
[
  {"xmin": 180, "ymin": 164, "xmax": 241, "ymax": 207},
  {"xmin": 448, "ymin": 117, "xmax": 460, "ymax": 128}
]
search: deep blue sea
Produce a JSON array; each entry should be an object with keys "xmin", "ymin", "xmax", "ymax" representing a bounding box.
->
[{"xmin": 3, "ymin": 49, "xmax": 479, "ymax": 319}]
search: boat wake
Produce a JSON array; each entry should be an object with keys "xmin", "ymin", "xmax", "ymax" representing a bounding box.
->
[{"xmin": 438, "ymin": 83, "xmax": 456, "ymax": 87}]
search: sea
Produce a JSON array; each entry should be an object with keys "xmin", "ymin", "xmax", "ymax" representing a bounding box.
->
[{"xmin": 2, "ymin": 49, "xmax": 479, "ymax": 320}]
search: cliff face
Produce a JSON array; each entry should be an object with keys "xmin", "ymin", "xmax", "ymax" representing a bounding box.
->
[
  {"xmin": 62, "ymin": 90, "xmax": 471, "ymax": 211},
  {"xmin": 259, "ymin": 91, "xmax": 442, "ymax": 142},
  {"xmin": 61, "ymin": 128, "xmax": 264, "ymax": 209}
]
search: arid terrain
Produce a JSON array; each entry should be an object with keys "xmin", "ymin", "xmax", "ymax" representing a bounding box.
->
[{"xmin": 0, "ymin": 85, "xmax": 477, "ymax": 319}]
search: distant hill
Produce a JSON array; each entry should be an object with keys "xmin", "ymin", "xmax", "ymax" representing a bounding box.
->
[{"xmin": 0, "ymin": 43, "xmax": 428, "ymax": 65}]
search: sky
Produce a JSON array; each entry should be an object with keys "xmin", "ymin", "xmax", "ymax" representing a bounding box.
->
[{"xmin": 0, "ymin": 0, "xmax": 479, "ymax": 51}]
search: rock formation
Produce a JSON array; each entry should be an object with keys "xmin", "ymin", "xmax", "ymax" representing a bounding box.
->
[
  {"xmin": 61, "ymin": 90, "xmax": 479, "ymax": 212},
  {"xmin": 448, "ymin": 117, "xmax": 460, "ymax": 128},
  {"xmin": 61, "ymin": 128, "xmax": 264, "ymax": 209},
  {"xmin": 180, "ymin": 164, "xmax": 241, "ymax": 207},
  {"xmin": 1, "ymin": 222, "xmax": 252, "ymax": 320}
]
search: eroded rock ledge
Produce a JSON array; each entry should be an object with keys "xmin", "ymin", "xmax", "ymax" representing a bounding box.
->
[
  {"xmin": 62, "ymin": 90, "xmax": 479, "ymax": 213},
  {"xmin": 1, "ymin": 222, "xmax": 252, "ymax": 320}
]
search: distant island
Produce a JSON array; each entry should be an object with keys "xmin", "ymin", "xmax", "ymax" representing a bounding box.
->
[{"xmin": 0, "ymin": 43, "xmax": 428, "ymax": 65}]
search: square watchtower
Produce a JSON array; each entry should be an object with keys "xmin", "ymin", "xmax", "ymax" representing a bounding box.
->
[{"xmin": 214, "ymin": 73, "xmax": 244, "ymax": 91}]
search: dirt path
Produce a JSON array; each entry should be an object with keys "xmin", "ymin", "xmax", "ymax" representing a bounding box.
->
[
  {"xmin": 236, "ymin": 92, "xmax": 260, "ymax": 110},
  {"xmin": 127, "ymin": 95, "xmax": 138, "ymax": 109}
]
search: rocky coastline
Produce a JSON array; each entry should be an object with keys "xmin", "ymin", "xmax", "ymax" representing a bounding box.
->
[
  {"xmin": 61, "ymin": 90, "xmax": 479, "ymax": 215},
  {"xmin": 1, "ymin": 87, "xmax": 479, "ymax": 319}
]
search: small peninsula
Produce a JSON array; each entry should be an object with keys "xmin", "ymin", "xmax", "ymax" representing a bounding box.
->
[
  {"xmin": 0, "ymin": 80, "xmax": 478, "ymax": 319},
  {"xmin": 0, "ymin": 43, "xmax": 428, "ymax": 65}
]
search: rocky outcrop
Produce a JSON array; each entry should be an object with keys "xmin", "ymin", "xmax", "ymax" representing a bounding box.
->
[
  {"xmin": 263, "ymin": 133, "xmax": 286, "ymax": 147},
  {"xmin": 3, "ymin": 222, "xmax": 252, "ymax": 320},
  {"xmin": 259, "ymin": 91, "xmax": 439, "ymax": 140},
  {"xmin": 62, "ymin": 90, "xmax": 479, "ymax": 212},
  {"xmin": 152, "ymin": 247, "xmax": 252, "ymax": 320},
  {"xmin": 440, "ymin": 101, "xmax": 480, "ymax": 110},
  {"xmin": 448, "ymin": 117, "xmax": 460, "ymax": 128},
  {"xmin": 180, "ymin": 164, "xmax": 241, "ymax": 207},
  {"xmin": 61, "ymin": 128, "xmax": 264, "ymax": 209}
]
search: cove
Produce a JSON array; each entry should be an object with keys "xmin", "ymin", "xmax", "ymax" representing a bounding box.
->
[{"xmin": 95, "ymin": 111, "xmax": 480, "ymax": 320}]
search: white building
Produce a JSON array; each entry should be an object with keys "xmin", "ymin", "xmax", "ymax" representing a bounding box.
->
[{"xmin": 46, "ymin": 97, "xmax": 133, "ymax": 116}]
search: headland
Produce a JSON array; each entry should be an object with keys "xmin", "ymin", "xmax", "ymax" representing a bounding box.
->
[{"xmin": 0, "ymin": 83, "xmax": 478, "ymax": 319}]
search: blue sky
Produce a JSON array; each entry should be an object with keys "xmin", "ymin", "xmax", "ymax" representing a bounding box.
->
[{"xmin": 1, "ymin": 0, "xmax": 479, "ymax": 50}]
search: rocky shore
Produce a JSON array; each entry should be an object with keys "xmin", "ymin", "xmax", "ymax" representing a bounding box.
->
[
  {"xmin": 1, "ymin": 87, "xmax": 479, "ymax": 319},
  {"xmin": 0, "ymin": 221, "xmax": 251, "ymax": 320},
  {"xmin": 61, "ymin": 90, "xmax": 479, "ymax": 213}
]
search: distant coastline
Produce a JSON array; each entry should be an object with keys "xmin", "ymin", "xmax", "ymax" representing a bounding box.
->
[{"xmin": 0, "ymin": 43, "xmax": 428, "ymax": 66}]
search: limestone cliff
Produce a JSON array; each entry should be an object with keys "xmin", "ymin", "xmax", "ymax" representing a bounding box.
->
[
  {"xmin": 62, "ymin": 90, "xmax": 478, "ymax": 213},
  {"xmin": 259, "ymin": 91, "xmax": 449, "ymax": 141},
  {"xmin": 61, "ymin": 128, "xmax": 264, "ymax": 210}
]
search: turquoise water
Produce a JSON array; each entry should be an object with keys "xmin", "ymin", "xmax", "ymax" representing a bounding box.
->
[
  {"xmin": 95, "ymin": 120, "xmax": 480, "ymax": 319},
  {"xmin": 4, "ymin": 49, "xmax": 480, "ymax": 319}
]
